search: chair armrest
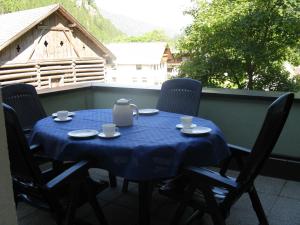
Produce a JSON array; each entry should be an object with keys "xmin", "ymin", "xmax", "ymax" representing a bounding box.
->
[
  {"xmin": 184, "ymin": 166, "xmax": 239, "ymax": 190},
  {"xmin": 46, "ymin": 160, "xmax": 89, "ymax": 190},
  {"xmin": 228, "ymin": 144, "xmax": 251, "ymax": 156},
  {"xmin": 29, "ymin": 144, "xmax": 43, "ymax": 154},
  {"xmin": 23, "ymin": 128, "xmax": 32, "ymax": 135}
]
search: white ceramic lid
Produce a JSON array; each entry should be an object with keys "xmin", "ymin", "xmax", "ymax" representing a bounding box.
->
[{"xmin": 116, "ymin": 98, "xmax": 130, "ymax": 105}]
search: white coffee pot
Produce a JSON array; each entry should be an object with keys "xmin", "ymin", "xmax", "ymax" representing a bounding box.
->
[{"xmin": 113, "ymin": 98, "xmax": 139, "ymax": 127}]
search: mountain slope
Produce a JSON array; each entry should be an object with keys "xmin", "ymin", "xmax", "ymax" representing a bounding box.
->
[
  {"xmin": 100, "ymin": 9, "xmax": 178, "ymax": 37},
  {"xmin": 0, "ymin": 0, "xmax": 124, "ymax": 43}
]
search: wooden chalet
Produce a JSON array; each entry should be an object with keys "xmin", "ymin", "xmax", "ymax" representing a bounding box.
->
[{"xmin": 0, "ymin": 4, "xmax": 115, "ymax": 89}]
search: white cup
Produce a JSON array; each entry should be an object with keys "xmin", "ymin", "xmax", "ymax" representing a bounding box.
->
[
  {"xmin": 102, "ymin": 123, "xmax": 118, "ymax": 137},
  {"xmin": 57, "ymin": 111, "xmax": 69, "ymax": 120},
  {"xmin": 181, "ymin": 116, "xmax": 193, "ymax": 128}
]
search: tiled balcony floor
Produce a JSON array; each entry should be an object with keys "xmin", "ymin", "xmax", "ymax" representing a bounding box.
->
[{"xmin": 18, "ymin": 169, "xmax": 300, "ymax": 225}]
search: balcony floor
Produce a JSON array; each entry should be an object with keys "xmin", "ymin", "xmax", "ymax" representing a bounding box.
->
[{"xmin": 18, "ymin": 169, "xmax": 300, "ymax": 225}]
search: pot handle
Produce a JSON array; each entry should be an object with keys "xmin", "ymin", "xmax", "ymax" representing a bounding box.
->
[{"xmin": 130, "ymin": 104, "xmax": 139, "ymax": 119}]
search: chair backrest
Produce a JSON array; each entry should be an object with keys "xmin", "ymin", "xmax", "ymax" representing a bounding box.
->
[
  {"xmin": 156, "ymin": 78, "xmax": 202, "ymax": 116},
  {"xmin": 237, "ymin": 92, "xmax": 294, "ymax": 184},
  {"xmin": 2, "ymin": 103, "xmax": 42, "ymax": 184},
  {"xmin": 224, "ymin": 93, "xmax": 294, "ymax": 207},
  {"xmin": 1, "ymin": 84, "xmax": 46, "ymax": 130}
]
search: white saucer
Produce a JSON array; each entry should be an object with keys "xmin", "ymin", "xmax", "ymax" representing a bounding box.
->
[
  {"xmin": 181, "ymin": 126, "xmax": 212, "ymax": 136},
  {"xmin": 68, "ymin": 129, "xmax": 98, "ymax": 138},
  {"xmin": 52, "ymin": 112, "xmax": 75, "ymax": 117},
  {"xmin": 54, "ymin": 117, "xmax": 72, "ymax": 122},
  {"xmin": 98, "ymin": 132, "xmax": 121, "ymax": 139},
  {"xmin": 139, "ymin": 109, "xmax": 159, "ymax": 115},
  {"xmin": 176, "ymin": 123, "xmax": 197, "ymax": 129}
]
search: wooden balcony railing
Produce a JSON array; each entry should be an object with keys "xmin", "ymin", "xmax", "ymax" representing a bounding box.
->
[{"xmin": 0, "ymin": 58, "xmax": 105, "ymax": 89}]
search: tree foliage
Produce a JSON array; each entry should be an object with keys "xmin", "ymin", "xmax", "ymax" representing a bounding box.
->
[
  {"xmin": 0, "ymin": 0, "xmax": 124, "ymax": 43},
  {"xmin": 116, "ymin": 29, "xmax": 171, "ymax": 43},
  {"xmin": 178, "ymin": 0, "xmax": 300, "ymax": 91}
]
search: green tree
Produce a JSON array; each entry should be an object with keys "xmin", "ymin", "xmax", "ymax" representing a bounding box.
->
[
  {"xmin": 117, "ymin": 29, "xmax": 171, "ymax": 42},
  {"xmin": 179, "ymin": 0, "xmax": 300, "ymax": 91}
]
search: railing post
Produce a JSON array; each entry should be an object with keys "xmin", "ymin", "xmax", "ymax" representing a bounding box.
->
[
  {"xmin": 72, "ymin": 59, "xmax": 76, "ymax": 83},
  {"xmin": 36, "ymin": 63, "xmax": 41, "ymax": 89}
]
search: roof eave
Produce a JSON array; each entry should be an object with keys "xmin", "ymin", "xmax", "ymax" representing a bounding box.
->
[
  {"xmin": 0, "ymin": 4, "xmax": 116, "ymax": 61},
  {"xmin": 0, "ymin": 4, "xmax": 60, "ymax": 52}
]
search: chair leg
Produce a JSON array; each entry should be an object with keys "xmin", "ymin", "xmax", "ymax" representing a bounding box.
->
[
  {"xmin": 85, "ymin": 181, "xmax": 108, "ymax": 225},
  {"xmin": 248, "ymin": 187, "xmax": 269, "ymax": 225},
  {"xmin": 89, "ymin": 195, "xmax": 108, "ymax": 225},
  {"xmin": 108, "ymin": 172, "xmax": 117, "ymax": 188},
  {"xmin": 122, "ymin": 179, "xmax": 129, "ymax": 193},
  {"xmin": 184, "ymin": 210, "xmax": 203, "ymax": 225},
  {"xmin": 63, "ymin": 184, "xmax": 80, "ymax": 225},
  {"xmin": 202, "ymin": 187, "xmax": 226, "ymax": 225},
  {"xmin": 170, "ymin": 184, "xmax": 197, "ymax": 225}
]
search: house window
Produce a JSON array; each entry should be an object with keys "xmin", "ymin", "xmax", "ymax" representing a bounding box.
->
[
  {"xmin": 16, "ymin": 44, "xmax": 21, "ymax": 52},
  {"xmin": 136, "ymin": 64, "xmax": 142, "ymax": 70}
]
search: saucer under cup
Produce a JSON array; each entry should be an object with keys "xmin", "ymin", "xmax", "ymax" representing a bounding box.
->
[
  {"xmin": 176, "ymin": 123, "xmax": 197, "ymax": 129},
  {"xmin": 98, "ymin": 132, "xmax": 121, "ymax": 138},
  {"xmin": 54, "ymin": 117, "xmax": 72, "ymax": 122}
]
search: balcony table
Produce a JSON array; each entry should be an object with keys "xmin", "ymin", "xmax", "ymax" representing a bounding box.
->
[{"xmin": 30, "ymin": 109, "xmax": 230, "ymax": 225}]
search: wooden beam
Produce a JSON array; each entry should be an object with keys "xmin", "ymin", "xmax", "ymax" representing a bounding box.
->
[
  {"xmin": 27, "ymin": 29, "xmax": 47, "ymax": 62},
  {"xmin": 0, "ymin": 68, "xmax": 36, "ymax": 75},
  {"xmin": 0, "ymin": 72, "xmax": 37, "ymax": 80},
  {"xmin": 37, "ymin": 25, "xmax": 71, "ymax": 32},
  {"xmin": 68, "ymin": 23, "xmax": 76, "ymax": 28},
  {"xmin": 40, "ymin": 69, "xmax": 73, "ymax": 75},
  {"xmin": 63, "ymin": 30, "xmax": 80, "ymax": 57}
]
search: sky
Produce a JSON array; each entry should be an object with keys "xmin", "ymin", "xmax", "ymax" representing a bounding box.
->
[{"xmin": 95, "ymin": 0, "xmax": 194, "ymax": 35}]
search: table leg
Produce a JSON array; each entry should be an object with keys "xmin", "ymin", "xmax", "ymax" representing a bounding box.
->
[
  {"xmin": 138, "ymin": 181, "xmax": 153, "ymax": 225},
  {"xmin": 108, "ymin": 172, "xmax": 117, "ymax": 188}
]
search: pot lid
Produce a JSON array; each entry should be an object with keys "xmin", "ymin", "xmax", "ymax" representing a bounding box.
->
[{"xmin": 116, "ymin": 98, "xmax": 130, "ymax": 105}]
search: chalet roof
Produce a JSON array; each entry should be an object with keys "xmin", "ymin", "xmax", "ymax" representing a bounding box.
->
[
  {"xmin": 0, "ymin": 4, "xmax": 115, "ymax": 60},
  {"xmin": 106, "ymin": 42, "xmax": 169, "ymax": 65}
]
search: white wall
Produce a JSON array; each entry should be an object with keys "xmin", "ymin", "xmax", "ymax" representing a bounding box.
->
[
  {"xmin": 106, "ymin": 63, "xmax": 168, "ymax": 86},
  {"xmin": 0, "ymin": 95, "xmax": 18, "ymax": 225}
]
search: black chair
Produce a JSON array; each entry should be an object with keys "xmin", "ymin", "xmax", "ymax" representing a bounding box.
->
[
  {"xmin": 1, "ymin": 83, "xmax": 46, "ymax": 136},
  {"xmin": 3, "ymin": 103, "xmax": 108, "ymax": 225},
  {"xmin": 1, "ymin": 83, "xmax": 117, "ymax": 188},
  {"xmin": 122, "ymin": 78, "xmax": 203, "ymax": 193},
  {"xmin": 162, "ymin": 92, "xmax": 294, "ymax": 225},
  {"xmin": 156, "ymin": 78, "xmax": 202, "ymax": 116}
]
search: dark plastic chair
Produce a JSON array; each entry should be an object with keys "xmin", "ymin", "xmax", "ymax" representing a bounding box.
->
[
  {"xmin": 1, "ymin": 83, "xmax": 46, "ymax": 135},
  {"xmin": 156, "ymin": 78, "xmax": 202, "ymax": 116},
  {"xmin": 161, "ymin": 92, "xmax": 294, "ymax": 225},
  {"xmin": 1, "ymin": 83, "xmax": 117, "ymax": 188},
  {"xmin": 3, "ymin": 103, "xmax": 108, "ymax": 225},
  {"xmin": 122, "ymin": 78, "xmax": 203, "ymax": 193},
  {"xmin": 1, "ymin": 83, "xmax": 66, "ymax": 171}
]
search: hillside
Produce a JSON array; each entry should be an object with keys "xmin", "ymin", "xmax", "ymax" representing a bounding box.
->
[
  {"xmin": 0, "ymin": 0, "xmax": 124, "ymax": 43},
  {"xmin": 100, "ymin": 9, "xmax": 180, "ymax": 38}
]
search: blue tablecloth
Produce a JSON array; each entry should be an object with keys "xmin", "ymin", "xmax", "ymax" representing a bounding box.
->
[{"xmin": 30, "ymin": 109, "xmax": 230, "ymax": 181}]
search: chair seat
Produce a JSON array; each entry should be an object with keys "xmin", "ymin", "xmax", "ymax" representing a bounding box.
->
[
  {"xmin": 159, "ymin": 175, "xmax": 233, "ymax": 204},
  {"xmin": 16, "ymin": 176, "xmax": 108, "ymax": 211}
]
